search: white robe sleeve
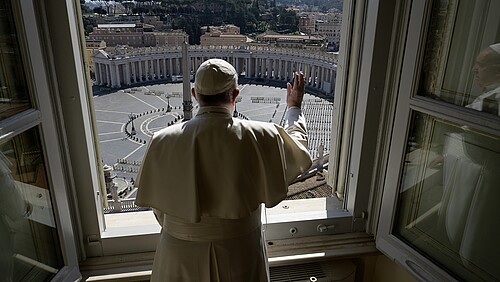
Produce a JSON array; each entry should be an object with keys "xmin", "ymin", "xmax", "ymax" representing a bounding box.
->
[{"xmin": 283, "ymin": 106, "xmax": 308, "ymax": 149}]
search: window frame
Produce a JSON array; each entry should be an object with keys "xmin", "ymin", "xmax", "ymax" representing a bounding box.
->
[
  {"xmin": 0, "ymin": 0, "xmax": 81, "ymax": 280},
  {"xmin": 43, "ymin": 0, "xmax": 400, "ymax": 269},
  {"xmin": 376, "ymin": 0, "xmax": 500, "ymax": 281}
]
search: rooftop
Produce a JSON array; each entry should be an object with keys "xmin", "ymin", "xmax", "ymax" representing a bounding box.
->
[{"xmin": 97, "ymin": 24, "xmax": 137, "ymax": 28}]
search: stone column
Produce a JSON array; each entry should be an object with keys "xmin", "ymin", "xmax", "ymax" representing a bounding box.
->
[
  {"xmin": 115, "ymin": 64, "xmax": 121, "ymax": 88},
  {"xmin": 271, "ymin": 59, "xmax": 275, "ymax": 79},
  {"xmin": 100, "ymin": 63, "xmax": 106, "ymax": 86},
  {"xmin": 169, "ymin": 58, "xmax": 173, "ymax": 77},
  {"xmin": 282, "ymin": 60, "xmax": 286, "ymax": 80},
  {"xmin": 150, "ymin": 59, "xmax": 154, "ymax": 80},
  {"xmin": 260, "ymin": 58, "xmax": 264, "ymax": 77},
  {"xmin": 95, "ymin": 62, "xmax": 99, "ymax": 85},
  {"xmin": 267, "ymin": 58, "xmax": 271, "ymax": 78},
  {"xmin": 131, "ymin": 61, "xmax": 136, "ymax": 83},
  {"xmin": 145, "ymin": 60, "xmax": 149, "ymax": 81},
  {"xmin": 108, "ymin": 64, "xmax": 115, "ymax": 87},
  {"xmin": 257, "ymin": 58, "xmax": 261, "ymax": 78},
  {"xmin": 263, "ymin": 58, "xmax": 267, "ymax": 78},
  {"xmin": 254, "ymin": 57, "xmax": 258, "ymax": 77},
  {"xmin": 274, "ymin": 59, "xmax": 278, "ymax": 80},
  {"xmin": 305, "ymin": 63, "xmax": 310, "ymax": 84},
  {"xmin": 276, "ymin": 59, "xmax": 281, "ymax": 80},
  {"xmin": 94, "ymin": 62, "xmax": 101, "ymax": 85},
  {"xmin": 318, "ymin": 66, "xmax": 322, "ymax": 86},
  {"xmin": 311, "ymin": 64, "xmax": 316, "ymax": 86},
  {"xmin": 105, "ymin": 64, "xmax": 110, "ymax": 87},
  {"xmin": 317, "ymin": 66, "xmax": 322, "ymax": 88},
  {"xmin": 285, "ymin": 60, "xmax": 289, "ymax": 79},
  {"xmin": 283, "ymin": 59, "xmax": 287, "ymax": 79},
  {"xmin": 271, "ymin": 58, "xmax": 274, "ymax": 78},
  {"xmin": 156, "ymin": 59, "xmax": 160, "ymax": 80},
  {"xmin": 304, "ymin": 63, "xmax": 313, "ymax": 85},
  {"xmin": 323, "ymin": 68, "xmax": 327, "ymax": 84},
  {"xmin": 317, "ymin": 66, "xmax": 322, "ymax": 87},
  {"xmin": 125, "ymin": 62, "xmax": 131, "ymax": 85},
  {"xmin": 282, "ymin": 59, "xmax": 287, "ymax": 80},
  {"xmin": 178, "ymin": 57, "xmax": 182, "ymax": 75},
  {"xmin": 243, "ymin": 57, "xmax": 247, "ymax": 77},
  {"xmin": 276, "ymin": 59, "xmax": 280, "ymax": 79},
  {"xmin": 162, "ymin": 59, "xmax": 167, "ymax": 79},
  {"xmin": 111, "ymin": 63, "xmax": 117, "ymax": 88},
  {"xmin": 235, "ymin": 57, "xmax": 239, "ymax": 76},
  {"xmin": 138, "ymin": 61, "xmax": 143, "ymax": 82},
  {"xmin": 101, "ymin": 63, "xmax": 106, "ymax": 85}
]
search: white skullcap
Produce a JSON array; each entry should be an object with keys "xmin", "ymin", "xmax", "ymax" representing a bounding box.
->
[
  {"xmin": 194, "ymin": 59, "xmax": 237, "ymax": 95},
  {"xmin": 489, "ymin": 43, "xmax": 500, "ymax": 54}
]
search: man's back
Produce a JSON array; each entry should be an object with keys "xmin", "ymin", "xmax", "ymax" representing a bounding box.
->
[
  {"xmin": 136, "ymin": 105, "xmax": 311, "ymax": 223},
  {"xmin": 135, "ymin": 59, "xmax": 311, "ymax": 281}
]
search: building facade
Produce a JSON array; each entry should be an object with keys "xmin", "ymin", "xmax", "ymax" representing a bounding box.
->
[
  {"xmin": 315, "ymin": 19, "xmax": 342, "ymax": 49},
  {"xmin": 153, "ymin": 31, "xmax": 187, "ymax": 47},
  {"xmin": 200, "ymin": 25, "xmax": 249, "ymax": 46},
  {"xmin": 255, "ymin": 32, "xmax": 326, "ymax": 50},
  {"xmin": 200, "ymin": 34, "xmax": 249, "ymax": 46},
  {"xmin": 89, "ymin": 23, "xmax": 155, "ymax": 47},
  {"xmin": 92, "ymin": 45, "xmax": 337, "ymax": 96},
  {"xmin": 88, "ymin": 23, "xmax": 187, "ymax": 48},
  {"xmin": 298, "ymin": 11, "xmax": 343, "ymax": 49},
  {"xmin": 85, "ymin": 39, "xmax": 107, "ymax": 79}
]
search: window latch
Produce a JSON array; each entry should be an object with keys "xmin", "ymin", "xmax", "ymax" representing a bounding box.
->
[{"xmin": 317, "ymin": 224, "xmax": 335, "ymax": 233}]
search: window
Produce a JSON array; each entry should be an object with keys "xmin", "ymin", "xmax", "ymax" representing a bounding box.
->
[
  {"xmin": 377, "ymin": 0, "xmax": 500, "ymax": 280},
  {"xmin": 15, "ymin": 0, "xmax": 500, "ymax": 280},
  {"xmin": 72, "ymin": 0, "xmax": 384, "ymax": 261},
  {"xmin": 25, "ymin": 0, "xmax": 402, "ymax": 275},
  {"xmin": 87, "ymin": 0, "xmax": 364, "ymax": 245},
  {"xmin": 0, "ymin": 0, "xmax": 79, "ymax": 280}
]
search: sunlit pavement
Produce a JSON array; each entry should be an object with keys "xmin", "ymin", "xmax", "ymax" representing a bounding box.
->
[{"xmin": 93, "ymin": 82, "xmax": 307, "ymax": 182}]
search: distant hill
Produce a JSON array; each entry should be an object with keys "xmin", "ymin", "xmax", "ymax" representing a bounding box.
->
[{"xmin": 276, "ymin": 0, "xmax": 343, "ymax": 11}]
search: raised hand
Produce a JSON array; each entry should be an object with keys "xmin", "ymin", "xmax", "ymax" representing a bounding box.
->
[{"xmin": 286, "ymin": 71, "xmax": 305, "ymax": 108}]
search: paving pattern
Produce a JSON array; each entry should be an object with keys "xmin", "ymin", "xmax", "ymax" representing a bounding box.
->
[{"xmin": 94, "ymin": 82, "xmax": 333, "ymax": 198}]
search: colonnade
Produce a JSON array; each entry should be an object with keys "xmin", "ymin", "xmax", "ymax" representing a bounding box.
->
[{"xmin": 93, "ymin": 45, "xmax": 337, "ymax": 96}]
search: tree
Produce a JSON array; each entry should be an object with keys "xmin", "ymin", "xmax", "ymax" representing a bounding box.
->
[
  {"xmin": 82, "ymin": 17, "xmax": 95, "ymax": 35},
  {"xmin": 80, "ymin": 0, "xmax": 93, "ymax": 14},
  {"xmin": 172, "ymin": 16, "xmax": 201, "ymax": 45},
  {"xmin": 122, "ymin": 1, "xmax": 135, "ymax": 15},
  {"xmin": 93, "ymin": 6, "xmax": 107, "ymax": 15},
  {"xmin": 277, "ymin": 8, "xmax": 298, "ymax": 33},
  {"xmin": 132, "ymin": 6, "xmax": 149, "ymax": 15}
]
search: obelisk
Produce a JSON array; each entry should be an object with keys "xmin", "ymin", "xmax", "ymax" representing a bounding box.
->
[{"xmin": 182, "ymin": 39, "xmax": 193, "ymax": 120}]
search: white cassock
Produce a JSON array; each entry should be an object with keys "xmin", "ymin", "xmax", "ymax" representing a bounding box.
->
[
  {"xmin": 136, "ymin": 106, "xmax": 312, "ymax": 281},
  {"xmin": 466, "ymin": 84, "xmax": 500, "ymax": 116}
]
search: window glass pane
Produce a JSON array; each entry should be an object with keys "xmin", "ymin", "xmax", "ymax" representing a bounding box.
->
[
  {"xmin": 394, "ymin": 111, "xmax": 500, "ymax": 281},
  {"xmin": 0, "ymin": 127, "xmax": 63, "ymax": 281},
  {"xmin": 0, "ymin": 1, "xmax": 31, "ymax": 120},
  {"xmin": 419, "ymin": 0, "xmax": 500, "ymax": 116}
]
